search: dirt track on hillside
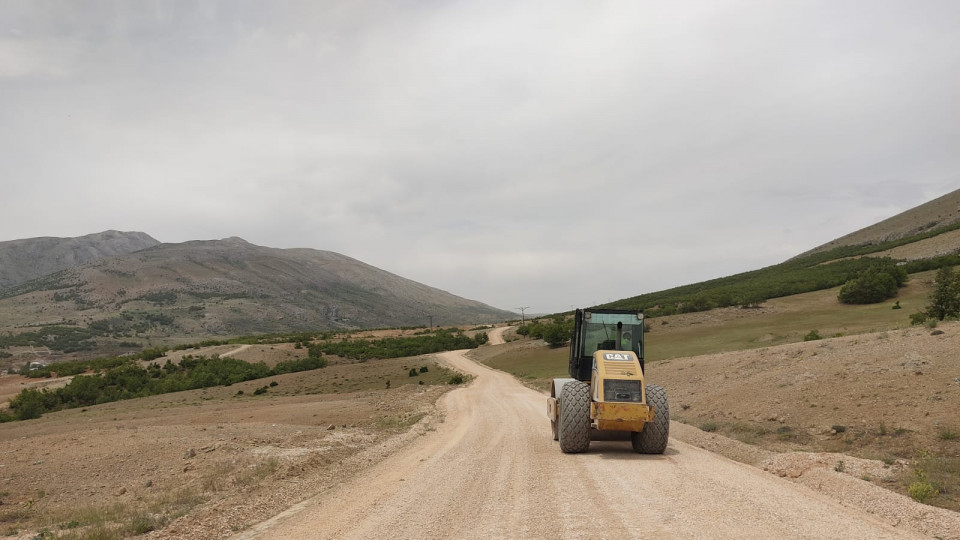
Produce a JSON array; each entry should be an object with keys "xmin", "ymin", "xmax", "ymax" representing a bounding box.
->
[{"xmin": 232, "ymin": 328, "xmax": 933, "ymax": 540}]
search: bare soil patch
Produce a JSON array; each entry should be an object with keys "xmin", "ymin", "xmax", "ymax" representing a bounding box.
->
[
  {"xmin": 0, "ymin": 351, "xmax": 463, "ymax": 539},
  {"xmin": 655, "ymin": 321, "xmax": 960, "ymax": 510}
]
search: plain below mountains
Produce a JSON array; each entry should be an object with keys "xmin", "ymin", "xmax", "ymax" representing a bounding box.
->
[{"xmin": 0, "ymin": 235, "xmax": 513, "ymax": 344}]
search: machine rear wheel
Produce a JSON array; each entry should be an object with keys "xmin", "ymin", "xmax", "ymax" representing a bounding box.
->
[
  {"xmin": 631, "ymin": 384, "xmax": 670, "ymax": 454},
  {"xmin": 558, "ymin": 381, "xmax": 591, "ymax": 453}
]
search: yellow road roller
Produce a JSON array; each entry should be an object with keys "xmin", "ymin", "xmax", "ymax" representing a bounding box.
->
[{"xmin": 546, "ymin": 308, "xmax": 669, "ymax": 453}]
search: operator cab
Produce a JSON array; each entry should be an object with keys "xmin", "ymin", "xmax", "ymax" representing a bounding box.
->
[{"xmin": 568, "ymin": 308, "xmax": 644, "ymax": 381}]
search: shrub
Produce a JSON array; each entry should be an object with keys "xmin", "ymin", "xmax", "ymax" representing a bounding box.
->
[
  {"xmin": 519, "ymin": 317, "xmax": 574, "ymax": 347},
  {"xmin": 838, "ymin": 266, "xmax": 900, "ymax": 304},
  {"xmin": 908, "ymin": 481, "xmax": 938, "ymax": 503},
  {"xmin": 910, "ymin": 311, "xmax": 929, "ymax": 325},
  {"xmin": 803, "ymin": 330, "xmax": 822, "ymax": 341},
  {"xmin": 938, "ymin": 426, "xmax": 959, "ymax": 441},
  {"xmin": 541, "ymin": 324, "xmax": 570, "ymax": 347},
  {"xmin": 448, "ymin": 374, "xmax": 465, "ymax": 385},
  {"xmin": 419, "ymin": 366, "xmax": 428, "ymax": 373},
  {"xmin": 408, "ymin": 368, "xmax": 418, "ymax": 377},
  {"xmin": 700, "ymin": 421, "xmax": 719, "ymax": 432},
  {"xmin": 926, "ymin": 266, "xmax": 960, "ymax": 320},
  {"xmin": 314, "ymin": 329, "xmax": 486, "ymax": 360}
]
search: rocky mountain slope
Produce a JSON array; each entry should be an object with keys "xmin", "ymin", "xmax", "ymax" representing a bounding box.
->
[
  {"xmin": 0, "ymin": 237, "xmax": 513, "ymax": 339},
  {"xmin": 0, "ymin": 230, "xmax": 159, "ymax": 290},
  {"xmin": 798, "ymin": 188, "xmax": 960, "ymax": 258}
]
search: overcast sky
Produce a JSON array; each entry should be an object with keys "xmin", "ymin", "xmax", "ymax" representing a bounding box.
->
[{"xmin": 1, "ymin": 2, "xmax": 958, "ymax": 314}]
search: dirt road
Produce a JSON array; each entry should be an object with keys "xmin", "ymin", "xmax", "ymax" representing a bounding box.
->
[{"xmin": 233, "ymin": 328, "xmax": 927, "ymax": 540}]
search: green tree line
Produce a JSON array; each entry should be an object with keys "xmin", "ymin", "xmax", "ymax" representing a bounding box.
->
[
  {"xmin": 313, "ymin": 329, "xmax": 488, "ymax": 359},
  {"xmin": 604, "ymin": 252, "xmax": 960, "ymax": 317},
  {"xmin": 516, "ymin": 316, "xmax": 574, "ymax": 347},
  {"xmin": 600, "ymin": 220, "xmax": 960, "ymax": 316},
  {"xmin": 2, "ymin": 351, "xmax": 329, "ymax": 422}
]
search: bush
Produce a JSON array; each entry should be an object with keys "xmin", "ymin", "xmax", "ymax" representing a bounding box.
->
[
  {"xmin": 938, "ymin": 427, "xmax": 959, "ymax": 440},
  {"xmin": 910, "ymin": 312, "xmax": 929, "ymax": 325},
  {"xmin": 541, "ymin": 324, "xmax": 570, "ymax": 347},
  {"xmin": 803, "ymin": 330, "xmax": 822, "ymax": 341},
  {"xmin": 926, "ymin": 266, "xmax": 960, "ymax": 320},
  {"xmin": 408, "ymin": 368, "xmax": 418, "ymax": 377},
  {"xmin": 518, "ymin": 317, "xmax": 574, "ymax": 347},
  {"xmin": 314, "ymin": 329, "xmax": 485, "ymax": 360},
  {"xmin": 419, "ymin": 366, "xmax": 428, "ymax": 373},
  {"xmin": 909, "ymin": 481, "xmax": 938, "ymax": 503},
  {"xmin": 448, "ymin": 374, "xmax": 465, "ymax": 385},
  {"xmin": 700, "ymin": 421, "xmax": 719, "ymax": 432},
  {"xmin": 838, "ymin": 266, "xmax": 901, "ymax": 304}
]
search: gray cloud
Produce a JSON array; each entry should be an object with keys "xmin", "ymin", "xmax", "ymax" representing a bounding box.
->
[{"xmin": 1, "ymin": 1, "xmax": 958, "ymax": 313}]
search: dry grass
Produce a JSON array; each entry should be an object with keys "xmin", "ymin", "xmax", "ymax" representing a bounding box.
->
[
  {"xmin": 479, "ymin": 271, "xmax": 941, "ymax": 392},
  {"xmin": 0, "ymin": 347, "xmax": 460, "ymax": 539},
  {"xmin": 477, "ymin": 282, "xmax": 960, "ymax": 512},
  {"xmin": 799, "ymin": 188, "xmax": 960, "ymax": 257}
]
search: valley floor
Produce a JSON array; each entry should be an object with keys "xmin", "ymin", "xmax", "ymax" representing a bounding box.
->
[{"xmin": 1, "ymin": 324, "xmax": 958, "ymax": 539}]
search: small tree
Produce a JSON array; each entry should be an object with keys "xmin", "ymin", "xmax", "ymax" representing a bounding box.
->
[
  {"xmin": 926, "ymin": 266, "xmax": 960, "ymax": 320},
  {"xmin": 542, "ymin": 324, "xmax": 570, "ymax": 347},
  {"xmin": 838, "ymin": 266, "xmax": 900, "ymax": 304}
]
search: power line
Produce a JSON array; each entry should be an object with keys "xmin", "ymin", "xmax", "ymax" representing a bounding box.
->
[{"xmin": 516, "ymin": 306, "xmax": 530, "ymax": 325}]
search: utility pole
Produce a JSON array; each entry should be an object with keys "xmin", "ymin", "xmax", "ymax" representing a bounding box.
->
[{"xmin": 516, "ymin": 306, "xmax": 530, "ymax": 325}]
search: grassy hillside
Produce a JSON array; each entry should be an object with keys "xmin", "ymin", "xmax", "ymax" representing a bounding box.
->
[
  {"xmin": 485, "ymin": 269, "xmax": 942, "ymax": 388},
  {"xmin": 599, "ymin": 221, "xmax": 960, "ymax": 317},
  {"xmin": 799, "ymin": 187, "xmax": 960, "ymax": 257}
]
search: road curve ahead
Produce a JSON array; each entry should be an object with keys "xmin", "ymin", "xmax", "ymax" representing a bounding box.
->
[{"xmin": 236, "ymin": 328, "xmax": 925, "ymax": 540}]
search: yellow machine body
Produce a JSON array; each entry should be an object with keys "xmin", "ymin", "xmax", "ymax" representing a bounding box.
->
[
  {"xmin": 590, "ymin": 350, "xmax": 653, "ymax": 431},
  {"xmin": 546, "ymin": 349, "xmax": 654, "ymax": 432}
]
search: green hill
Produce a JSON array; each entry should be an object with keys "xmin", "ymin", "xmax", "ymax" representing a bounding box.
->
[{"xmin": 600, "ymin": 189, "xmax": 960, "ymax": 316}]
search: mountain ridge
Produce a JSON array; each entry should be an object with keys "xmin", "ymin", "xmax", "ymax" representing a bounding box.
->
[
  {"xmin": 0, "ymin": 230, "xmax": 159, "ymax": 290},
  {"xmin": 0, "ymin": 236, "xmax": 513, "ymax": 346},
  {"xmin": 796, "ymin": 188, "xmax": 960, "ymax": 258}
]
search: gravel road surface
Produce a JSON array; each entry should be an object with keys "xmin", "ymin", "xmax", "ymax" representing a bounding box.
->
[{"xmin": 233, "ymin": 328, "xmax": 929, "ymax": 540}]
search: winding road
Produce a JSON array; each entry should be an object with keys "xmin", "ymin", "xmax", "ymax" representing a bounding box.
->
[{"xmin": 233, "ymin": 327, "xmax": 928, "ymax": 539}]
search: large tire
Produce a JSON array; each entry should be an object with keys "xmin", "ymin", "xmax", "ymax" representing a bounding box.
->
[
  {"xmin": 631, "ymin": 384, "xmax": 670, "ymax": 454},
  {"xmin": 558, "ymin": 380, "xmax": 591, "ymax": 453}
]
